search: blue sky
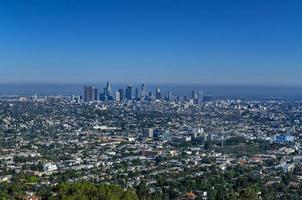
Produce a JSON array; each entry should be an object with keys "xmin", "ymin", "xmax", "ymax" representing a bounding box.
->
[{"xmin": 0, "ymin": 0, "xmax": 301, "ymax": 85}]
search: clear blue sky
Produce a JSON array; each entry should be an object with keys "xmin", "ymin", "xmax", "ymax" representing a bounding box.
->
[{"xmin": 0, "ymin": 0, "xmax": 301, "ymax": 85}]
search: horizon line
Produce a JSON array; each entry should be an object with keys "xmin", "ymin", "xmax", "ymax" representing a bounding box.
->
[{"xmin": 0, "ymin": 82, "xmax": 301, "ymax": 87}]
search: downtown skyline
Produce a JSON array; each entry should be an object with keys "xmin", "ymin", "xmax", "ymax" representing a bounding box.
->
[{"xmin": 1, "ymin": 1, "xmax": 302, "ymax": 199}]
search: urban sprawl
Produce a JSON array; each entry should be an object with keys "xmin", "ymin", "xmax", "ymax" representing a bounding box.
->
[{"xmin": 0, "ymin": 82, "xmax": 302, "ymax": 199}]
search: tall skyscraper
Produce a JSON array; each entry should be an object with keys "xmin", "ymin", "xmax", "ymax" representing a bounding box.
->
[
  {"xmin": 115, "ymin": 91, "xmax": 121, "ymax": 102},
  {"xmin": 93, "ymin": 88, "xmax": 99, "ymax": 101},
  {"xmin": 84, "ymin": 86, "xmax": 94, "ymax": 102},
  {"xmin": 126, "ymin": 85, "xmax": 133, "ymax": 100},
  {"xmin": 106, "ymin": 81, "xmax": 112, "ymax": 97},
  {"xmin": 192, "ymin": 91, "xmax": 198, "ymax": 99},
  {"xmin": 141, "ymin": 84, "xmax": 146, "ymax": 100},
  {"xmin": 102, "ymin": 81, "xmax": 112, "ymax": 101},
  {"xmin": 148, "ymin": 92, "xmax": 153, "ymax": 100},
  {"xmin": 135, "ymin": 88, "xmax": 139, "ymax": 100},
  {"xmin": 155, "ymin": 88, "xmax": 161, "ymax": 100},
  {"xmin": 192, "ymin": 90, "xmax": 199, "ymax": 104},
  {"xmin": 168, "ymin": 91, "xmax": 173, "ymax": 102},
  {"xmin": 118, "ymin": 88, "xmax": 124, "ymax": 101},
  {"xmin": 198, "ymin": 90, "xmax": 204, "ymax": 104}
]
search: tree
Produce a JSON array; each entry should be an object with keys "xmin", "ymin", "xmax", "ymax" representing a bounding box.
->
[
  {"xmin": 136, "ymin": 182, "xmax": 148, "ymax": 200},
  {"xmin": 56, "ymin": 182, "xmax": 138, "ymax": 200},
  {"xmin": 227, "ymin": 191, "xmax": 239, "ymax": 200},
  {"xmin": 216, "ymin": 185, "xmax": 227, "ymax": 200},
  {"xmin": 239, "ymin": 187, "xmax": 259, "ymax": 200}
]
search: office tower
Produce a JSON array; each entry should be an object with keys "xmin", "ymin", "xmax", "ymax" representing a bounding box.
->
[
  {"xmin": 125, "ymin": 86, "xmax": 129, "ymax": 100},
  {"xmin": 93, "ymin": 88, "xmax": 99, "ymax": 101},
  {"xmin": 84, "ymin": 86, "xmax": 94, "ymax": 102},
  {"xmin": 141, "ymin": 84, "xmax": 146, "ymax": 99},
  {"xmin": 192, "ymin": 90, "xmax": 199, "ymax": 104},
  {"xmin": 126, "ymin": 85, "xmax": 133, "ymax": 100},
  {"xmin": 103, "ymin": 81, "xmax": 112, "ymax": 101},
  {"xmin": 118, "ymin": 88, "xmax": 124, "ymax": 101},
  {"xmin": 102, "ymin": 94, "xmax": 108, "ymax": 102},
  {"xmin": 192, "ymin": 90, "xmax": 198, "ymax": 99},
  {"xmin": 148, "ymin": 92, "xmax": 153, "ymax": 100},
  {"xmin": 198, "ymin": 90, "xmax": 204, "ymax": 104},
  {"xmin": 168, "ymin": 91, "xmax": 173, "ymax": 102},
  {"xmin": 115, "ymin": 91, "xmax": 121, "ymax": 102},
  {"xmin": 100, "ymin": 88, "xmax": 107, "ymax": 101},
  {"xmin": 155, "ymin": 88, "xmax": 161, "ymax": 100},
  {"xmin": 135, "ymin": 88, "xmax": 139, "ymax": 100},
  {"xmin": 106, "ymin": 81, "xmax": 112, "ymax": 97}
]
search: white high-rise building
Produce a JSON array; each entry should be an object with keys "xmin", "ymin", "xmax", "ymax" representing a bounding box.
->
[{"xmin": 115, "ymin": 91, "xmax": 121, "ymax": 102}]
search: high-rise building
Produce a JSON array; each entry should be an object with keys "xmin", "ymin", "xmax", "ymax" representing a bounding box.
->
[
  {"xmin": 148, "ymin": 92, "xmax": 153, "ymax": 100},
  {"xmin": 84, "ymin": 86, "xmax": 94, "ymax": 102},
  {"xmin": 141, "ymin": 84, "xmax": 146, "ymax": 100},
  {"xmin": 192, "ymin": 91, "xmax": 198, "ymax": 100},
  {"xmin": 103, "ymin": 81, "xmax": 112, "ymax": 100},
  {"xmin": 155, "ymin": 88, "xmax": 161, "ymax": 100},
  {"xmin": 135, "ymin": 88, "xmax": 139, "ymax": 100},
  {"xmin": 106, "ymin": 81, "xmax": 111, "ymax": 94},
  {"xmin": 168, "ymin": 91, "xmax": 173, "ymax": 102},
  {"xmin": 118, "ymin": 88, "xmax": 124, "ymax": 101},
  {"xmin": 198, "ymin": 90, "xmax": 204, "ymax": 104},
  {"xmin": 102, "ymin": 94, "xmax": 108, "ymax": 101},
  {"xmin": 115, "ymin": 91, "xmax": 121, "ymax": 102},
  {"xmin": 126, "ymin": 85, "xmax": 133, "ymax": 100},
  {"xmin": 192, "ymin": 90, "xmax": 199, "ymax": 104},
  {"xmin": 93, "ymin": 88, "xmax": 99, "ymax": 101}
]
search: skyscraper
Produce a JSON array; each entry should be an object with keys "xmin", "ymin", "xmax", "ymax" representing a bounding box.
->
[
  {"xmin": 106, "ymin": 81, "xmax": 112, "ymax": 97},
  {"xmin": 126, "ymin": 85, "xmax": 133, "ymax": 100},
  {"xmin": 93, "ymin": 88, "xmax": 99, "ymax": 101},
  {"xmin": 155, "ymin": 88, "xmax": 161, "ymax": 100},
  {"xmin": 102, "ymin": 81, "xmax": 112, "ymax": 101},
  {"xmin": 118, "ymin": 88, "xmax": 124, "ymax": 101},
  {"xmin": 168, "ymin": 91, "xmax": 173, "ymax": 102},
  {"xmin": 198, "ymin": 90, "xmax": 204, "ymax": 104},
  {"xmin": 192, "ymin": 90, "xmax": 199, "ymax": 104},
  {"xmin": 135, "ymin": 88, "xmax": 139, "ymax": 100},
  {"xmin": 115, "ymin": 91, "xmax": 121, "ymax": 102},
  {"xmin": 84, "ymin": 86, "xmax": 94, "ymax": 102},
  {"xmin": 141, "ymin": 84, "xmax": 146, "ymax": 100},
  {"xmin": 148, "ymin": 92, "xmax": 153, "ymax": 100},
  {"xmin": 192, "ymin": 91, "xmax": 198, "ymax": 99}
]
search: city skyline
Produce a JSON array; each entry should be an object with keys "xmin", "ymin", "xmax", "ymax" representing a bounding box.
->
[
  {"xmin": 1, "ymin": 1, "xmax": 302, "ymax": 85},
  {"xmin": 0, "ymin": 82, "xmax": 302, "ymax": 100},
  {"xmin": 82, "ymin": 82, "xmax": 201, "ymax": 103},
  {"xmin": 1, "ymin": 1, "xmax": 302, "ymax": 199}
]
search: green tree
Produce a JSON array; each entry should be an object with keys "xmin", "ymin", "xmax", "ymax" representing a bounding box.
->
[{"xmin": 239, "ymin": 187, "xmax": 259, "ymax": 200}]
